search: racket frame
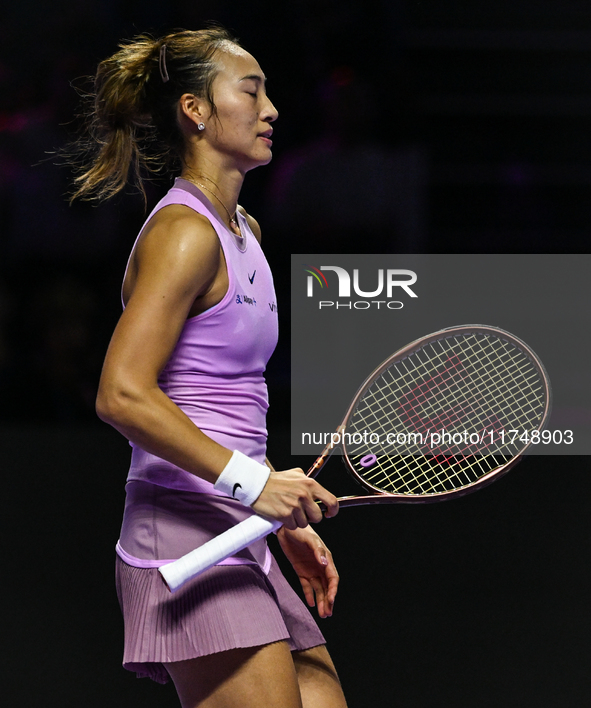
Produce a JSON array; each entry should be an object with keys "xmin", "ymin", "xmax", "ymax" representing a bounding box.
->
[{"xmin": 307, "ymin": 324, "xmax": 552, "ymax": 506}]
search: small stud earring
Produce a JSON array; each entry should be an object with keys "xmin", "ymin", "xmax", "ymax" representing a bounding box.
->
[{"xmin": 197, "ymin": 122, "xmax": 205, "ymax": 131}]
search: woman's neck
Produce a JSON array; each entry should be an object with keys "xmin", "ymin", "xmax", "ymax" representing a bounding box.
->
[
  {"xmin": 181, "ymin": 153, "xmax": 244, "ymax": 229},
  {"xmin": 181, "ymin": 160, "xmax": 245, "ymax": 236}
]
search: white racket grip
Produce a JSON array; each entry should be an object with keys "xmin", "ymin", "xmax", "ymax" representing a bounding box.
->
[{"xmin": 158, "ymin": 515, "xmax": 282, "ymax": 593}]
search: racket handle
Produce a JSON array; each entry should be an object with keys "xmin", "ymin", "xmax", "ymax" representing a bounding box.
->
[{"xmin": 158, "ymin": 515, "xmax": 282, "ymax": 593}]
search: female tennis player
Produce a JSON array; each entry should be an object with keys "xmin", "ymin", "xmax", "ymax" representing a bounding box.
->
[{"xmin": 69, "ymin": 27, "xmax": 347, "ymax": 708}]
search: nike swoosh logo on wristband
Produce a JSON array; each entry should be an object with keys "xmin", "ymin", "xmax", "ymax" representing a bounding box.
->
[{"xmin": 232, "ymin": 483, "xmax": 242, "ymax": 498}]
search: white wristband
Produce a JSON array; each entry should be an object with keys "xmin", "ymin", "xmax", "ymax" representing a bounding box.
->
[{"xmin": 214, "ymin": 450, "xmax": 271, "ymax": 507}]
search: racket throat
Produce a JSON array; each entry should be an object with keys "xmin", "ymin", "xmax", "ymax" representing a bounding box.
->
[{"xmin": 307, "ymin": 424, "xmax": 346, "ymax": 478}]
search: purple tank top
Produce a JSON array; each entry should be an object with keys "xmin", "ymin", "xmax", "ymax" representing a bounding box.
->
[
  {"xmin": 116, "ymin": 179, "xmax": 278, "ymax": 570},
  {"xmin": 124, "ymin": 178, "xmax": 278, "ymax": 494}
]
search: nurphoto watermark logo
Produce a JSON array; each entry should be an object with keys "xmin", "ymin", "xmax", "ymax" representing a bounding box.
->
[{"xmin": 303, "ymin": 264, "xmax": 418, "ymax": 310}]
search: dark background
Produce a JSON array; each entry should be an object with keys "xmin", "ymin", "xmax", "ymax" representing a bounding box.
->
[{"xmin": 2, "ymin": 1, "xmax": 590, "ymax": 706}]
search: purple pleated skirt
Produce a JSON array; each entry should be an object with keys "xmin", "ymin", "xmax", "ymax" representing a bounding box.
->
[{"xmin": 115, "ymin": 553, "xmax": 326, "ymax": 684}]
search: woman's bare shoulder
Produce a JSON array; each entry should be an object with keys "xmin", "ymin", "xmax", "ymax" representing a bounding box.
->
[
  {"xmin": 124, "ymin": 204, "xmax": 223, "ymax": 307},
  {"xmin": 139, "ymin": 204, "xmax": 219, "ymax": 259}
]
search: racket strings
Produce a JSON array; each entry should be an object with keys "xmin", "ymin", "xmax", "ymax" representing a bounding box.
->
[
  {"xmin": 353, "ymin": 360, "xmax": 539, "ymax": 490},
  {"xmin": 417, "ymin": 337, "xmax": 545, "ymax": 447},
  {"xmin": 396, "ymin": 336, "xmax": 541, "ymax": 431},
  {"xmin": 354, "ymin": 341, "xmax": 538, "ymax": 458},
  {"xmin": 365, "ymin": 341, "xmax": 541, "ymax": 455},
  {"xmin": 358, "ymin": 334, "xmax": 544, "ymax": 444},
  {"xmin": 345, "ymin": 332, "xmax": 547, "ymax": 495},
  {"xmin": 447, "ymin": 336, "xmax": 545, "ymax": 426}
]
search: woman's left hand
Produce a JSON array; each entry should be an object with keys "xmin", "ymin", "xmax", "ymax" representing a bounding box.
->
[{"xmin": 276, "ymin": 525, "xmax": 339, "ymax": 618}]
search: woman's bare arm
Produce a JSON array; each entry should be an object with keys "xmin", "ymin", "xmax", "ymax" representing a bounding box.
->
[{"xmin": 96, "ymin": 205, "xmax": 233, "ymax": 481}]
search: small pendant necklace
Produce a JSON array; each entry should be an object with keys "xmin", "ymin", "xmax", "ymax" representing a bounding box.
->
[{"xmin": 186, "ymin": 177, "xmax": 242, "ymax": 238}]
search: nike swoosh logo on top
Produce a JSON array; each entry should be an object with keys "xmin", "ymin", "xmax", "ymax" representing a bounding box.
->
[
  {"xmin": 232, "ymin": 483, "xmax": 242, "ymax": 498},
  {"xmin": 248, "ymin": 270, "xmax": 256, "ymax": 284}
]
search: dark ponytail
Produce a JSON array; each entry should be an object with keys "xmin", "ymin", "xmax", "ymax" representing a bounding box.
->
[{"xmin": 67, "ymin": 27, "xmax": 239, "ymax": 203}]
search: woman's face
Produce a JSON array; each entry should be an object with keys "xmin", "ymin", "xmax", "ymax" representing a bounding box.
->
[{"xmin": 203, "ymin": 43, "xmax": 278, "ymax": 172}]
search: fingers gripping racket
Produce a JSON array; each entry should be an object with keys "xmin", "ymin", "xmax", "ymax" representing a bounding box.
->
[{"xmin": 159, "ymin": 325, "xmax": 551, "ymax": 592}]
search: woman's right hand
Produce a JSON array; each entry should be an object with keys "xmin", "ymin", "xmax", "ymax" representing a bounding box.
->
[{"xmin": 251, "ymin": 469, "xmax": 339, "ymax": 530}]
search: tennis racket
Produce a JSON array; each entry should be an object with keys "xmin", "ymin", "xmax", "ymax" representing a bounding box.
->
[{"xmin": 159, "ymin": 324, "xmax": 551, "ymax": 592}]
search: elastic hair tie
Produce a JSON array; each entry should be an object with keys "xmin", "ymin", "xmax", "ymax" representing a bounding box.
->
[{"xmin": 159, "ymin": 44, "xmax": 170, "ymax": 83}]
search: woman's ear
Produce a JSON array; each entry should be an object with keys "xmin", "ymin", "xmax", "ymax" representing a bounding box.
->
[{"xmin": 178, "ymin": 93, "xmax": 207, "ymax": 130}]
